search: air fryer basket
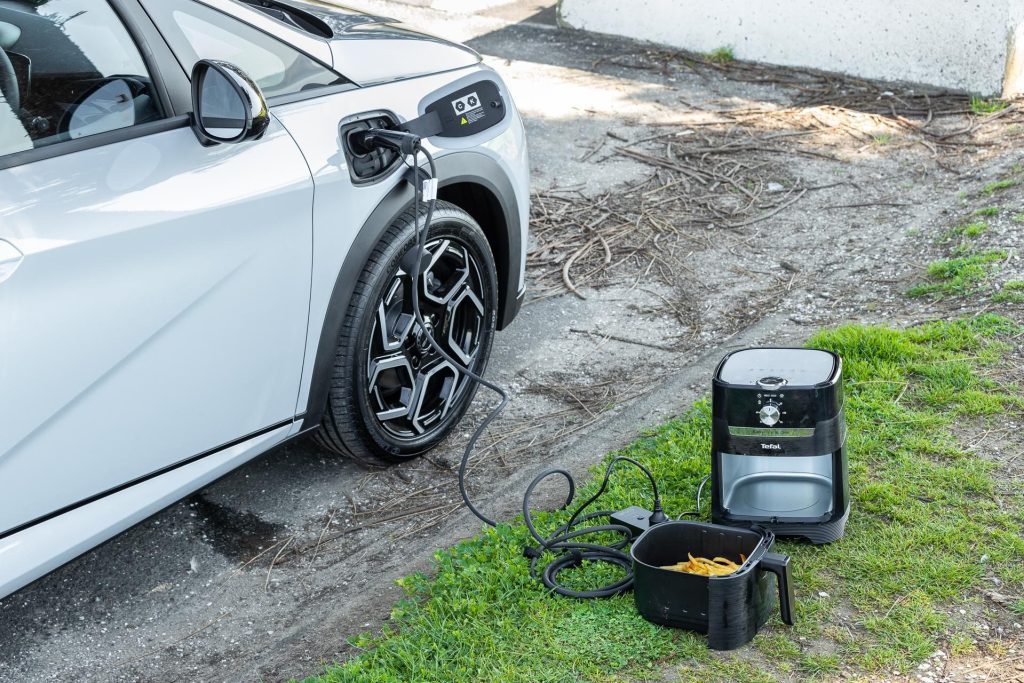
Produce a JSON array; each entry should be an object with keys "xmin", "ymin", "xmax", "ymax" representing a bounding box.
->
[{"xmin": 631, "ymin": 521, "xmax": 793, "ymax": 650}]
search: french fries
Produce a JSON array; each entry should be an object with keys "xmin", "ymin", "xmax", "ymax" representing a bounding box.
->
[{"xmin": 660, "ymin": 552, "xmax": 746, "ymax": 576}]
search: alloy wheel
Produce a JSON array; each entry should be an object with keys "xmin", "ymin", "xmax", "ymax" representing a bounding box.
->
[{"xmin": 366, "ymin": 236, "xmax": 487, "ymax": 440}]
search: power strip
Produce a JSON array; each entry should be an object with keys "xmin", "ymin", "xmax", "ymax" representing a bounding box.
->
[{"xmin": 610, "ymin": 505, "xmax": 656, "ymax": 538}]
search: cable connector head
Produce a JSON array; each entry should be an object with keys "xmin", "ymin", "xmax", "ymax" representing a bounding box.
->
[
  {"xmin": 350, "ymin": 128, "xmax": 422, "ymax": 155},
  {"xmin": 648, "ymin": 500, "xmax": 668, "ymax": 527},
  {"xmin": 522, "ymin": 546, "xmax": 543, "ymax": 560}
]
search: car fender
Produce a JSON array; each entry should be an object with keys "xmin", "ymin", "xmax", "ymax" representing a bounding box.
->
[{"xmin": 301, "ymin": 150, "xmax": 522, "ymax": 428}]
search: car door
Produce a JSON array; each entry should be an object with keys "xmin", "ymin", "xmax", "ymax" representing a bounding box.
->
[{"xmin": 0, "ymin": 0, "xmax": 314, "ymax": 536}]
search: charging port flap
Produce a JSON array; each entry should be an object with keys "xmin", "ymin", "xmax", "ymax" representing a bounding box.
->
[{"xmin": 423, "ymin": 79, "xmax": 505, "ymax": 138}]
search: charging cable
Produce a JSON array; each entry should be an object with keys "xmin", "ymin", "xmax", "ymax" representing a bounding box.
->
[
  {"xmin": 406, "ymin": 145, "xmax": 509, "ymax": 527},
  {"xmin": 522, "ymin": 457, "xmax": 664, "ymax": 598},
  {"xmin": 355, "ymin": 127, "xmax": 674, "ymax": 599},
  {"xmin": 351, "ymin": 126, "xmax": 509, "ymax": 527}
]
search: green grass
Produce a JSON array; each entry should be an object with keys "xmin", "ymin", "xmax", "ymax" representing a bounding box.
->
[
  {"xmin": 941, "ymin": 221, "xmax": 989, "ymax": 242},
  {"xmin": 973, "ymin": 207, "xmax": 1001, "ymax": 217},
  {"xmin": 907, "ymin": 250, "xmax": 1007, "ymax": 298},
  {"xmin": 970, "ymin": 96, "xmax": 1009, "ymax": 115},
  {"xmin": 705, "ymin": 46, "xmax": 735, "ymax": 64},
  {"xmin": 961, "ymin": 222, "xmax": 988, "ymax": 237},
  {"xmin": 981, "ymin": 178, "xmax": 1018, "ymax": 196},
  {"xmin": 994, "ymin": 280, "xmax": 1024, "ymax": 303},
  {"xmin": 307, "ymin": 316, "xmax": 1024, "ymax": 683}
]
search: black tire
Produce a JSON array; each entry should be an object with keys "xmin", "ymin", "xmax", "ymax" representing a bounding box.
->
[{"xmin": 314, "ymin": 201, "xmax": 498, "ymax": 466}]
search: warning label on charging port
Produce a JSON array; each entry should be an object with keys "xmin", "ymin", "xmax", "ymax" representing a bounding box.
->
[{"xmin": 451, "ymin": 92, "xmax": 485, "ymax": 125}]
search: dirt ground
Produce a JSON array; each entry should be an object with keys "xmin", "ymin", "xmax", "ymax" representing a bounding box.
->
[{"xmin": 2, "ymin": 2, "xmax": 1023, "ymax": 682}]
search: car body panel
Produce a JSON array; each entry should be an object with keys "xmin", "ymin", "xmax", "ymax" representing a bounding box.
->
[
  {"xmin": 326, "ymin": 23, "xmax": 480, "ymax": 87},
  {"xmin": 0, "ymin": 0, "xmax": 527, "ymax": 601},
  {"xmin": 194, "ymin": 0, "xmax": 480, "ymax": 86},
  {"xmin": 191, "ymin": 0, "xmax": 335, "ymax": 67},
  {"xmin": 0, "ymin": 116, "xmax": 313, "ymax": 535},
  {"xmin": 0, "ymin": 423, "xmax": 292, "ymax": 599},
  {"xmin": 270, "ymin": 64, "xmax": 528, "ymax": 421}
]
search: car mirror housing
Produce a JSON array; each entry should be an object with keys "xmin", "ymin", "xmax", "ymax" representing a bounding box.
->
[{"xmin": 190, "ymin": 59, "xmax": 269, "ymax": 146}]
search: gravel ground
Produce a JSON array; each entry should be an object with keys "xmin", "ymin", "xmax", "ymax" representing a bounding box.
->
[{"xmin": 1, "ymin": 2, "xmax": 1022, "ymax": 682}]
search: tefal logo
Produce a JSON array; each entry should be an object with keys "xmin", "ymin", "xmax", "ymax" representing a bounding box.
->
[{"xmin": 761, "ymin": 443, "xmax": 782, "ymax": 451}]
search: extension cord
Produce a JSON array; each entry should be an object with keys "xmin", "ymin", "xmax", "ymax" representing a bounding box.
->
[{"xmin": 609, "ymin": 506, "xmax": 658, "ymax": 538}]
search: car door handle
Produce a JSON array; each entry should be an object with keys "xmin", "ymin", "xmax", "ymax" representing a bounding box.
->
[{"xmin": 0, "ymin": 239, "xmax": 23, "ymax": 284}]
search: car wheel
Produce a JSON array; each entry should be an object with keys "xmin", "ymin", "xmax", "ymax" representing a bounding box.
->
[{"xmin": 314, "ymin": 201, "xmax": 498, "ymax": 466}]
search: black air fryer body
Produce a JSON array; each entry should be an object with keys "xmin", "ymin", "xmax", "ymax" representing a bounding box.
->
[{"xmin": 711, "ymin": 348, "xmax": 849, "ymax": 544}]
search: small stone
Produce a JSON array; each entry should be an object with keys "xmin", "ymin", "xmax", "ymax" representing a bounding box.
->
[{"xmin": 818, "ymin": 591, "xmax": 830, "ymax": 598}]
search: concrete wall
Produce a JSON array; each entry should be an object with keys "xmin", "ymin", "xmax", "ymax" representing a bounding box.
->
[{"xmin": 559, "ymin": 0, "xmax": 1024, "ymax": 96}]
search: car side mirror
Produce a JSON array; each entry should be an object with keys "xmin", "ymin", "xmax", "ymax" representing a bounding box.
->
[{"xmin": 190, "ymin": 59, "xmax": 269, "ymax": 146}]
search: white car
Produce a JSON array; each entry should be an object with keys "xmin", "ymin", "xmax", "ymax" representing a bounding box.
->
[{"xmin": 0, "ymin": 0, "xmax": 528, "ymax": 599}]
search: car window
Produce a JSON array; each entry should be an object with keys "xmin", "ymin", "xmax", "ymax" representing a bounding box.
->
[
  {"xmin": 143, "ymin": 1, "xmax": 346, "ymax": 99},
  {"xmin": 0, "ymin": 0, "xmax": 164, "ymax": 158}
]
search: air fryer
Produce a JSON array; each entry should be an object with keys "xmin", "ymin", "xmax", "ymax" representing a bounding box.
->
[{"xmin": 710, "ymin": 348, "xmax": 849, "ymax": 544}]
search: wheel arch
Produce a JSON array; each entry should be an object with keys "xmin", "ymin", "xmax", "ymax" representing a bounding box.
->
[
  {"xmin": 436, "ymin": 180, "xmax": 510, "ymax": 325},
  {"xmin": 302, "ymin": 151, "xmax": 522, "ymax": 427}
]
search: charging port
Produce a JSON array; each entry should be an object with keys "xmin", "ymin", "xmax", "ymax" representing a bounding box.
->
[{"xmin": 340, "ymin": 112, "xmax": 402, "ymax": 185}]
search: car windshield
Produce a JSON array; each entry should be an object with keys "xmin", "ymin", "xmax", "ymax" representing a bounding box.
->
[{"xmin": 141, "ymin": 0, "xmax": 348, "ymax": 99}]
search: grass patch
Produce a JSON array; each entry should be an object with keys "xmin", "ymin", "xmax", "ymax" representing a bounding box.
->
[
  {"xmin": 994, "ymin": 280, "xmax": 1024, "ymax": 303},
  {"xmin": 981, "ymin": 178, "xmax": 1019, "ymax": 196},
  {"xmin": 907, "ymin": 250, "xmax": 1007, "ymax": 298},
  {"xmin": 961, "ymin": 222, "xmax": 988, "ymax": 237},
  {"xmin": 705, "ymin": 46, "xmax": 734, "ymax": 64},
  {"xmin": 974, "ymin": 206, "xmax": 1001, "ymax": 217},
  {"xmin": 970, "ymin": 96, "xmax": 1009, "ymax": 115},
  {"xmin": 941, "ymin": 221, "xmax": 988, "ymax": 242},
  {"xmin": 309, "ymin": 317, "xmax": 1024, "ymax": 683}
]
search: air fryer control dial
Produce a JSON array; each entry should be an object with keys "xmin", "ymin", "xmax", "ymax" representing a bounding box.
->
[{"xmin": 758, "ymin": 404, "xmax": 781, "ymax": 426}]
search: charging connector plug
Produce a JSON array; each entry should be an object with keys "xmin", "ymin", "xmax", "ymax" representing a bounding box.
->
[{"xmin": 350, "ymin": 128, "xmax": 422, "ymax": 155}]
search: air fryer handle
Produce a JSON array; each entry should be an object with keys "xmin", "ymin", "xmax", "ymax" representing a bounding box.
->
[{"xmin": 761, "ymin": 552, "xmax": 795, "ymax": 625}]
